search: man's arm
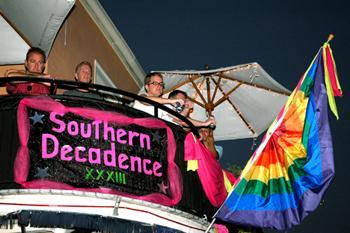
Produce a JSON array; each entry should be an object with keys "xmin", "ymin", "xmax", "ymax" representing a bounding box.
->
[
  {"xmin": 173, "ymin": 115, "xmax": 215, "ymax": 128},
  {"xmin": 5, "ymin": 69, "xmax": 53, "ymax": 86},
  {"xmin": 5, "ymin": 69, "xmax": 27, "ymax": 77},
  {"xmin": 145, "ymin": 95, "xmax": 184, "ymax": 105},
  {"xmin": 6, "ymin": 69, "xmax": 52, "ymax": 78}
]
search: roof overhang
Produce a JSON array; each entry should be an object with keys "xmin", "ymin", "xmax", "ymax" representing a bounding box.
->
[
  {"xmin": 80, "ymin": 0, "xmax": 145, "ymax": 87},
  {"xmin": 0, "ymin": 0, "xmax": 75, "ymax": 65}
]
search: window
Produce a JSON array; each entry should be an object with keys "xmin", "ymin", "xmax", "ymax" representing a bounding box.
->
[
  {"xmin": 94, "ymin": 60, "xmax": 116, "ymax": 88},
  {"xmin": 94, "ymin": 60, "xmax": 122, "ymax": 103}
]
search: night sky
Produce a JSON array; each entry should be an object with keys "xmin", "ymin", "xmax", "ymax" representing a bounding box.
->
[{"xmin": 99, "ymin": 0, "xmax": 349, "ymax": 232}]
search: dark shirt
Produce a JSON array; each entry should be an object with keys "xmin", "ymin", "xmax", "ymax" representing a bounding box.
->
[{"xmin": 6, "ymin": 82, "xmax": 51, "ymax": 95}]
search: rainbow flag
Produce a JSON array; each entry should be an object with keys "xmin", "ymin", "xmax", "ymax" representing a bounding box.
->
[{"xmin": 215, "ymin": 37, "xmax": 342, "ymax": 230}]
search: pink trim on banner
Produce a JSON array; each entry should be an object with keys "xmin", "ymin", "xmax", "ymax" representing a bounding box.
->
[{"xmin": 14, "ymin": 96, "xmax": 182, "ymax": 206}]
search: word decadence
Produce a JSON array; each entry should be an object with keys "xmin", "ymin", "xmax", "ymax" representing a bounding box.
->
[{"xmin": 41, "ymin": 112, "xmax": 162, "ymax": 177}]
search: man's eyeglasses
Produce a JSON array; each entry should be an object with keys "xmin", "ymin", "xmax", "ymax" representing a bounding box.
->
[{"xmin": 148, "ymin": 81, "xmax": 165, "ymax": 88}]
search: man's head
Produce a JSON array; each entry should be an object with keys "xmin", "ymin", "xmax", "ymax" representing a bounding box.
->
[
  {"xmin": 168, "ymin": 89, "xmax": 187, "ymax": 101},
  {"xmin": 24, "ymin": 47, "xmax": 46, "ymax": 73},
  {"xmin": 144, "ymin": 72, "xmax": 164, "ymax": 97},
  {"xmin": 169, "ymin": 89, "xmax": 193, "ymax": 113},
  {"xmin": 74, "ymin": 61, "xmax": 93, "ymax": 83}
]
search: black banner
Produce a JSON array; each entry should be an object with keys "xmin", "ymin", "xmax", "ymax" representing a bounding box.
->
[{"xmin": 25, "ymin": 107, "xmax": 169, "ymax": 196}]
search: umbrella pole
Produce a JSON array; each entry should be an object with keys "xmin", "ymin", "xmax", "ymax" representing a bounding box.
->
[{"xmin": 205, "ymin": 76, "xmax": 214, "ymax": 116}]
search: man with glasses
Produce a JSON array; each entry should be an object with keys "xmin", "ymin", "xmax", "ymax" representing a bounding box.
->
[{"xmin": 133, "ymin": 72, "xmax": 184, "ymax": 120}]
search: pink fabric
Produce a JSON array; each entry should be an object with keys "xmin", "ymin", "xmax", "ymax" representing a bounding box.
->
[
  {"xmin": 14, "ymin": 96, "xmax": 182, "ymax": 206},
  {"xmin": 223, "ymin": 169, "xmax": 237, "ymax": 184},
  {"xmin": 184, "ymin": 133, "xmax": 227, "ymax": 207},
  {"xmin": 213, "ymin": 224, "xmax": 229, "ymax": 233},
  {"xmin": 325, "ymin": 46, "xmax": 342, "ymax": 96},
  {"xmin": 184, "ymin": 133, "xmax": 202, "ymax": 161}
]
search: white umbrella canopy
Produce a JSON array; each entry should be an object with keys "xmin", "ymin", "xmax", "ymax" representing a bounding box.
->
[{"xmin": 154, "ymin": 63, "xmax": 291, "ymax": 141}]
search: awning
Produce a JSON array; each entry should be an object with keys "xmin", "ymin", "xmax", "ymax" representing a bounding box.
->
[{"xmin": 0, "ymin": 0, "xmax": 75, "ymax": 65}]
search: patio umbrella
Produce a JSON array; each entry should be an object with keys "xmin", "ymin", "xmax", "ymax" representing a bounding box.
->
[{"xmin": 154, "ymin": 63, "xmax": 291, "ymax": 141}]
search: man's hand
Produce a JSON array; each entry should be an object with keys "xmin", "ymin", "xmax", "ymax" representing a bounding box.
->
[
  {"xmin": 204, "ymin": 116, "xmax": 216, "ymax": 127},
  {"xmin": 170, "ymin": 98, "xmax": 185, "ymax": 106}
]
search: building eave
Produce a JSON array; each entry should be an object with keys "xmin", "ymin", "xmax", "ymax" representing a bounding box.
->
[{"xmin": 80, "ymin": 0, "xmax": 144, "ymax": 88}]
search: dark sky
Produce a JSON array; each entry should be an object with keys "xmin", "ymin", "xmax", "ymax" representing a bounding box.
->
[{"xmin": 99, "ymin": 0, "xmax": 349, "ymax": 232}]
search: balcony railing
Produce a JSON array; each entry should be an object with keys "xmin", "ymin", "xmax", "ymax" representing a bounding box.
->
[{"xmin": 0, "ymin": 76, "xmax": 199, "ymax": 137}]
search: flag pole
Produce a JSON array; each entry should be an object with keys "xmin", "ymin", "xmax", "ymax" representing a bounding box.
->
[
  {"xmin": 326, "ymin": 34, "xmax": 334, "ymax": 43},
  {"xmin": 204, "ymin": 218, "xmax": 216, "ymax": 233}
]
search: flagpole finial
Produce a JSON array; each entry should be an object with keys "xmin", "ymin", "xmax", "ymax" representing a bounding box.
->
[{"xmin": 327, "ymin": 34, "xmax": 334, "ymax": 43}]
